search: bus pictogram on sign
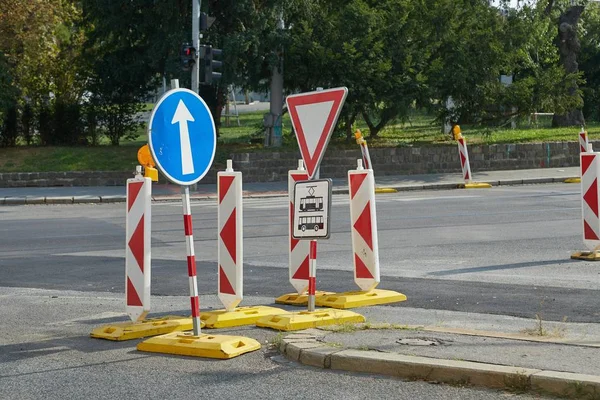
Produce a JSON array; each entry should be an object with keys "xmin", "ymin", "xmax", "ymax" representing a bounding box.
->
[{"xmin": 298, "ymin": 215, "xmax": 324, "ymax": 232}]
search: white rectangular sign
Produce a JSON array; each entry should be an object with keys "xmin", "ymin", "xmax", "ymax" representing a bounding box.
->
[{"xmin": 293, "ymin": 179, "xmax": 332, "ymax": 239}]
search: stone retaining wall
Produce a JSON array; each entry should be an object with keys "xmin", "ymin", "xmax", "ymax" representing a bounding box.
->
[{"xmin": 0, "ymin": 141, "xmax": 588, "ymax": 188}]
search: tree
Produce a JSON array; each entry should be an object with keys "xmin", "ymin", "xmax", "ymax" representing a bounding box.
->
[
  {"xmin": 0, "ymin": 0, "xmax": 88, "ymax": 145},
  {"xmin": 579, "ymin": 2, "xmax": 600, "ymax": 120}
]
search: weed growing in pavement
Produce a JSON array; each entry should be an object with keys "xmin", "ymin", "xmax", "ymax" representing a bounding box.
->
[
  {"xmin": 562, "ymin": 381, "xmax": 600, "ymax": 399},
  {"xmin": 521, "ymin": 314, "xmax": 568, "ymax": 338},
  {"xmin": 504, "ymin": 371, "xmax": 531, "ymax": 394},
  {"xmin": 268, "ymin": 332, "xmax": 285, "ymax": 349},
  {"xmin": 521, "ymin": 313, "xmax": 547, "ymax": 337}
]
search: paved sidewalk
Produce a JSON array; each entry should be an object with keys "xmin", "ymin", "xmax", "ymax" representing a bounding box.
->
[
  {"xmin": 0, "ymin": 166, "xmax": 581, "ymax": 205},
  {"xmin": 280, "ymin": 319, "xmax": 600, "ymax": 398}
]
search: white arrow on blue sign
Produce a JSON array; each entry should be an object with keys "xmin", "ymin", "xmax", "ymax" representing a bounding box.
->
[{"xmin": 148, "ymin": 88, "xmax": 216, "ymax": 186}]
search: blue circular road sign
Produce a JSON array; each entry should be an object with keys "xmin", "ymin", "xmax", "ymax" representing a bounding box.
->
[{"xmin": 148, "ymin": 88, "xmax": 216, "ymax": 186}]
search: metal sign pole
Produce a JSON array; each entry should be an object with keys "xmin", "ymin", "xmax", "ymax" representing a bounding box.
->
[
  {"xmin": 191, "ymin": 0, "xmax": 200, "ymax": 94},
  {"xmin": 308, "ymin": 240, "xmax": 317, "ymax": 312},
  {"xmin": 182, "ymin": 185, "xmax": 201, "ymax": 336}
]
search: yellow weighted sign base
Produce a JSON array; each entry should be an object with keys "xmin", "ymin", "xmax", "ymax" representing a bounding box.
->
[
  {"xmin": 137, "ymin": 332, "xmax": 261, "ymax": 359},
  {"xmin": 275, "ymin": 291, "xmax": 334, "ymax": 306},
  {"xmin": 571, "ymin": 251, "xmax": 600, "ymax": 261},
  {"xmin": 459, "ymin": 182, "xmax": 492, "ymax": 189},
  {"xmin": 90, "ymin": 315, "xmax": 199, "ymax": 341},
  {"xmin": 256, "ymin": 309, "xmax": 365, "ymax": 331},
  {"xmin": 564, "ymin": 177, "xmax": 581, "ymax": 184},
  {"xmin": 375, "ymin": 188, "xmax": 397, "ymax": 194},
  {"xmin": 315, "ymin": 289, "xmax": 407, "ymax": 309},
  {"xmin": 200, "ymin": 306, "xmax": 289, "ymax": 328}
]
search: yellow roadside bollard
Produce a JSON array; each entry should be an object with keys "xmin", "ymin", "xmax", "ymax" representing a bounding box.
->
[{"xmin": 138, "ymin": 144, "xmax": 158, "ymax": 182}]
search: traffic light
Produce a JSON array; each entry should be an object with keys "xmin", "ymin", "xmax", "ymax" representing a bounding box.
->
[
  {"xmin": 181, "ymin": 43, "xmax": 196, "ymax": 71},
  {"xmin": 200, "ymin": 45, "xmax": 222, "ymax": 85}
]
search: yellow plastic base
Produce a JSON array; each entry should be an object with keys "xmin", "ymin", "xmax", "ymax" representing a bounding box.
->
[
  {"xmin": 375, "ymin": 188, "xmax": 398, "ymax": 194},
  {"xmin": 137, "ymin": 332, "xmax": 261, "ymax": 359},
  {"xmin": 459, "ymin": 182, "xmax": 492, "ymax": 189},
  {"xmin": 90, "ymin": 315, "xmax": 198, "ymax": 341},
  {"xmin": 275, "ymin": 291, "xmax": 335, "ymax": 306},
  {"xmin": 200, "ymin": 306, "xmax": 289, "ymax": 328},
  {"xmin": 256, "ymin": 309, "xmax": 365, "ymax": 331},
  {"xmin": 564, "ymin": 177, "xmax": 581, "ymax": 184},
  {"xmin": 571, "ymin": 251, "xmax": 600, "ymax": 261},
  {"xmin": 315, "ymin": 289, "xmax": 407, "ymax": 309}
]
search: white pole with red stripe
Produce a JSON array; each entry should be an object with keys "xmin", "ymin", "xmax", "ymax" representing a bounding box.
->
[
  {"xmin": 125, "ymin": 166, "xmax": 152, "ymax": 322},
  {"xmin": 348, "ymin": 160, "xmax": 380, "ymax": 291},
  {"xmin": 581, "ymin": 144, "xmax": 600, "ymax": 251},
  {"xmin": 579, "ymin": 128, "xmax": 589, "ymax": 153},
  {"xmin": 289, "ymin": 160, "xmax": 311, "ymax": 294},
  {"xmin": 354, "ymin": 130, "xmax": 372, "ymax": 170},
  {"xmin": 182, "ymin": 185, "xmax": 201, "ymax": 336},
  {"xmin": 217, "ymin": 160, "xmax": 243, "ymax": 311},
  {"xmin": 308, "ymin": 240, "xmax": 317, "ymax": 311},
  {"xmin": 457, "ymin": 137, "xmax": 472, "ymax": 183}
]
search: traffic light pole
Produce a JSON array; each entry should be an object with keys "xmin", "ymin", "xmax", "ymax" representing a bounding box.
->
[
  {"xmin": 192, "ymin": 0, "xmax": 201, "ymax": 94},
  {"xmin": 267, "ymin": 11, "xmax": 284, "ymax": 147}
]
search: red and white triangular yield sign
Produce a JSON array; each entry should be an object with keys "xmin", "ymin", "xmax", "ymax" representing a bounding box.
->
[{"xmin": 286, "ymin": 87, "xmax": 348, "ymax": 179}]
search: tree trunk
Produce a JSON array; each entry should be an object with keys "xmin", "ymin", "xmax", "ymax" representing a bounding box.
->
[
  {"xmin": 552, "ymin": 5, "xmax": 585, "ymax": 127},
  {"xmin": 345, "ymin": 110, "xmax": 358, "ymax": 142}
]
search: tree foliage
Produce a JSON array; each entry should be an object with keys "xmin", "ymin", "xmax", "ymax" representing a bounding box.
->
[{"xmin": 2, "ymin": 0, "xmax": 600, "ymax": 147}]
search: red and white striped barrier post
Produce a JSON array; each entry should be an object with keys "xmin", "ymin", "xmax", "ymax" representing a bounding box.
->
[
  {"xmin": 579, "ymin": 128, "xmax": 589, "ymax": 153},
  {"xmin": 125, "ymin": 166, "xmax": 152, "ymax": 322},
  {"xmin": 354, "ymin": 129, "xmax": 372, "ymax": 170},
  {"xmin": 217, "ymin": 160, "xmax": 243, "ymax": 311},
  {"xmin": 182, "ymin": 186, "xmax": 201, "ymax": 336},
  {"xmin": 348, "ymin": 159, "xmax": 380, "ymax": 291},
  {"xmin": 289, "ymin": 160, "xmax": 310, "ymax": 294},
  {"xmin": 581, "ymin": 144, "xmax": 600, "ymax": 252},
  {"xmin": 452, "ymin": 125, "xmax": 472, "ymax": 183},
  {"xmin": 308, "ymin": 240, "xmax": 317, "ymax": 311},
  {"xmin": 457, "ymin": 137, "xmax": 472, "ymax": 183}
]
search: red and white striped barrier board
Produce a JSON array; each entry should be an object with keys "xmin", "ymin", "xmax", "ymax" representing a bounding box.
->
[
  {"xmin": 580, "ymin": 130, "xmax": 589, "ymax": 153},
  {"xmin": 217, "ymin": 162, "xmax": 243, "ymax": 311},
  {"xmin": 581, "ymin": 151, "xmax": 600, "ymax": 251},
  {"xmin": 457, "ymin": 138, "xmax": 472, "ymax": 183},
  {"xmin": 289, "ymin": 161, "xmax": 310, "ymax": 294},
  {"xmin": 126, "ymin": 174, "xmax": 152, "ymax": 322},
  {"xmin": 182, "ymin": 187, "xmax": 201, "ymax": 335},
  {"xmin": 348, "ymin": 161, "xmax": 380, "ymax": 291}
]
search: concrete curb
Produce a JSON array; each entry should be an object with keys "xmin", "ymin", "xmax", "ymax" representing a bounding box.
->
[
  {"xmin": 0, "ymin": 175, "xmax": 579, "ymax": 205},
  {"xmin": 279, "ymin": 330, "xmax": 600, "ymax": 398}
]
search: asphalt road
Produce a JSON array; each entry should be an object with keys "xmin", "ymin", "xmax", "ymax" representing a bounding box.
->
[
  {"xmin": 1, "ymin": 182, "xmax": 597, "ymax": 399},
  {"xmin": 1, "ymin": 183, "xmax": 597, "ymax": 322}
]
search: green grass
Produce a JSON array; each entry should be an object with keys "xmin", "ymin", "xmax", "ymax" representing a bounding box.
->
[{"xmin": 0, "ymin": 111, "xmax": 597, "ymax": 172}]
